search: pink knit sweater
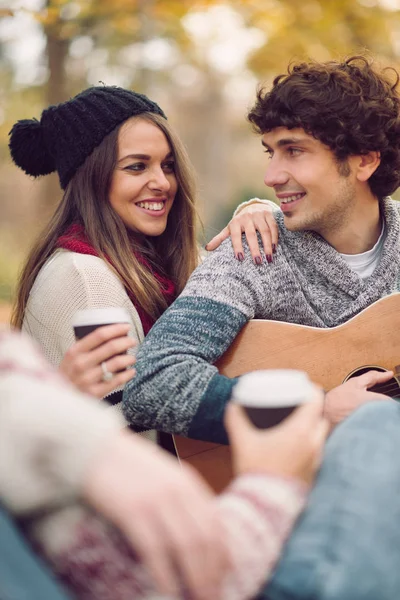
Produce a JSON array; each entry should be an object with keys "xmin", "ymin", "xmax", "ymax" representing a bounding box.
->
[{"xmin": 0, "ymin": 330, "xmax": 308, "ymax": 600}]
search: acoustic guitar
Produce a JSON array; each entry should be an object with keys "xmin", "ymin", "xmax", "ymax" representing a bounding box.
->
[{"xmin": 173, "ymin": 293, "xmax": 400, "ymax": 493}]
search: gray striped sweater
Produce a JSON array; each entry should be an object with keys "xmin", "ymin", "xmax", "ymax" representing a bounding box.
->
[{"xmin": 123, "ymin": 198, "xmax": 400, "ymax": 443}]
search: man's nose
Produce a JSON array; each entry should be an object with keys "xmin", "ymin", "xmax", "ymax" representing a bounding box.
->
[{"xmin": 264, "ymin": 159, "xmax": 289, "ymax": 188}]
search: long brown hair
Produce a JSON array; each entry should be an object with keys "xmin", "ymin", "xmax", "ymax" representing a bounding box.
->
[{"xmin": 11, "ymin": 113, "xmax": 199, "ymax": 329}]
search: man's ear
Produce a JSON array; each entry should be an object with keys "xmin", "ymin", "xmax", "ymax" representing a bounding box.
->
[{"xmin": 355, "ymin": 151, "xmax": 381, "ymax": 182}]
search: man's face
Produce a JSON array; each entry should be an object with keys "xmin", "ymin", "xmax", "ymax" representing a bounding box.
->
[{"xmin": 262, "ymin": 127, "xmax": 358, "ymax": 236}]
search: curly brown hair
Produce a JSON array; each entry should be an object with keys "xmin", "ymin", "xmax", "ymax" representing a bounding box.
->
[{"xmin": 248, "ymin": 56, "xmax": 400, "ymax": 199}]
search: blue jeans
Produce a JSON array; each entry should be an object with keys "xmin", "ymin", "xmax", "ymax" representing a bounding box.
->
[
  {"xmin": 259, "ymin": 400, "xmax": 400, "ymax": 600},
  {"xmin": 0, "ymin": 504, "xmax": 72, "ymax": 600}
]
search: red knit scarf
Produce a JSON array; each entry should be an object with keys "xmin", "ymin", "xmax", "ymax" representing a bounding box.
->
[{"xmin": 56, "ymin": 224, "xmax": 176, "ymax": 335}]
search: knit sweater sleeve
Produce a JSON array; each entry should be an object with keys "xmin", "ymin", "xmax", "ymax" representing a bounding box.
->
[
  {"xmin": 123, "ymin": 238, "xmax": 271, "ymax": 443},
  {"xmin": 218, "ymin": 473, "xmax": 307, "ymax": 599},
  {"xmin": 22, "ymin": 250, "xmax": 144, "ymax": 368},
  {"xmin": 0, "ymin": 331, "xmax": 124, "ymax": 515},
  {"xmin": 233, "ymin": 197, "xmax": 280, "ymax": 217}
]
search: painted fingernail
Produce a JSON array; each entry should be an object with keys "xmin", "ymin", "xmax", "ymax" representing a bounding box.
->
[
  {"xmin": 267, "ymin": 254, "xmax": 273, "ymax": 264},
  {"xmin": 237, "ymin": 252, "xmax": 244, "ymax": 261},
  {"xmin": 254, "ymin": 256, "xmax": 262, "ymax": 265},
  {"xmin": 272, "ymin": 243, "xmax": 277, "ymax": 253}
]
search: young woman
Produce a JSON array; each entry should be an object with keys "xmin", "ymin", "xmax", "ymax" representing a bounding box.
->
[
  {"xmin": 9, "ymin": 86, "xmax": 277, "ymax": 411},
  {"xmin": 1, "ymin": 328, "xmax": 327, "ymax": 600}
]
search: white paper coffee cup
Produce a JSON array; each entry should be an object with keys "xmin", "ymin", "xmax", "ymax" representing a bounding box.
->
[
  {"xmin": 232, "ymin": 369, "xmax": 317, "ymax": 428},
  {"xmin": 72, "ymin": 307, "xmax": 131, "ymax": 340}
]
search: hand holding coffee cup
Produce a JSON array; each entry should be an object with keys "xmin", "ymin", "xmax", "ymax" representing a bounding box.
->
[
  {"xmin": 225, "ymin": 370, "xmax": 329, "ymax": 486},
  {"xmin": 60, "ymin": 308, "xmax": 136, "ymax": 398},
  {"xmin": 231, "ymin": 369, "xmax": 319, "ymax": 428}
]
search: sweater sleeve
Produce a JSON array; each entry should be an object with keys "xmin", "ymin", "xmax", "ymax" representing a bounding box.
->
[
  {"xmin": 217, "ymin": 473, "xmax": 308, "ymax": 600},
  {"xmin": 233, "ymin": 197, "xmax": 280, "ymax": 217},
  {"xmin": 0, "ymin": 331, "xmax": 124, "ymax": 515},
  {"xmin": 22, "ymin": 250, "xmax": 144, "ymax": 368},
  {"xmin": 123, "ymin": 239, "xmax": 271, "ymax": 443}
]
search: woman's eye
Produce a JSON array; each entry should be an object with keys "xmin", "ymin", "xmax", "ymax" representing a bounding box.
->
[
  {"xmin": 162, "ymin": 161, "xmax": 175, "ymax": 173},
  {"xmin": 263, "ymin": 149, "xmax": 273, "ymax": 159},
  {"xmin": 124, "ymin": 163, "xmax": 145, "ymax": 172}
]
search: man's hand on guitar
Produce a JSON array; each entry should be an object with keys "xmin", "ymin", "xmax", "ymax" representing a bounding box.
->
[
  {"xmin": 324, "ymin": 369, "xmax": 394, "ymax": 429},
  {"xmin": 224, "ymin": 396, "xmax": 329, "ymax": 487}
]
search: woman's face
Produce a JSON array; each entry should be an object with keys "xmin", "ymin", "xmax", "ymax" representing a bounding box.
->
[{"xmin": 109, "ymin": 117, "xmax": 178, "ymax": 237}]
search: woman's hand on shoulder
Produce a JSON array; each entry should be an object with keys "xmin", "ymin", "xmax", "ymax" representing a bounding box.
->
[
  {"xmin": 59, "ymin": 323, "xmax": 136, "ymax": 398},
  {"xmin": 225, "ymin": 393, "xmax": 328, "ymax": 487},
  {"xmin": 206, "ymin": 199, "xmax": 279, "ymax": 265}
]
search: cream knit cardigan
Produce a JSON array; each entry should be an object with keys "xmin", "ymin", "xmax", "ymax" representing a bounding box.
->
[
  {"xmin": 22, "ymin": 249, "xmax": 147, "ymax": 431},
  {"xmin": 23, "ymin": 249, "xmax": 144, "ymax": 366}
]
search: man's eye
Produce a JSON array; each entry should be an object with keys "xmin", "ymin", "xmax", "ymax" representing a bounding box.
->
[
  {"xmin": 288, "ymin": 148, "xmax": 302, "ymax": 156},
  {"xmin": 162, "ymin": 161, "xmax": 175, "ymax": 173},
  {"xmin": 263, "ymin": 150, "xmax": 273, "ymax": 158}
]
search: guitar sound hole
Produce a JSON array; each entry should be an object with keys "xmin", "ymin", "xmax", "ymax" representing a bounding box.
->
[{"xmin": 345, "ymin": 366, "xmax": 400, "ymax": 399}]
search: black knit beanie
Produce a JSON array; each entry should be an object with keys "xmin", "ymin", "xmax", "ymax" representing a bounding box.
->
[{"xmin": 8, "ymin": 86, "xmax": 167, "ymax": 189}]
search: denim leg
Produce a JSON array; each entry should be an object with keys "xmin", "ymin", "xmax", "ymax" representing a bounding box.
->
[
  {"xmin": 0, "ymin": 504, "xmax": 72, "ymax": 600},
  {"xmin": 259, "ymin": 400, "xmax": 400, "ymax": 600}
]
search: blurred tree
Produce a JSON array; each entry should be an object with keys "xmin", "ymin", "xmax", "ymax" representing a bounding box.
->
[
  {"xmin": 2, "ymin": 0, "xmax": 400, "ymax": 220},
  {"xmin": 235, "ymin": 0, "xmax": 400, "ymax": 75},
  {"xmin": 2, "ymin": 0, "xmax": 224, "ymax": 209}
]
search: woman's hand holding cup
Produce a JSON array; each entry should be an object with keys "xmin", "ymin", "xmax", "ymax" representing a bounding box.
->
[
  {"xmin": 224, "ymin": 370, "xmax": 329, "ymax": 486},
  {"xmin": 60, "ymin": 308, "xmax": 136, "ymax": 398}
]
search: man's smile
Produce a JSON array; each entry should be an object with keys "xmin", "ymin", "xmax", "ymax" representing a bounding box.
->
[{"xmin": 276, "ymin": 192, "xmax": 306, "ymax": 212}]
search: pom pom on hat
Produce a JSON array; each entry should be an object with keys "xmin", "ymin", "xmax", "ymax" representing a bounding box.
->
[{"xmin": 9, "ymin": 118, "xmax": 56, "ymax": 177}]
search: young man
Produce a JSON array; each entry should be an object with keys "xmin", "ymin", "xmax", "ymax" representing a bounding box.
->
[
  {"xmin": 123, "ymin": 56, "xmax": 400, "ymax": 600},
  {"xmin": 123, "ymin": 55, "xmax": 400, "ymax": 441}
]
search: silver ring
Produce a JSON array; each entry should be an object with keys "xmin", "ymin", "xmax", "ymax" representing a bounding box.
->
[{"xmin": 101, "ymin": 361, "xmax": 113, "ymax": 382}]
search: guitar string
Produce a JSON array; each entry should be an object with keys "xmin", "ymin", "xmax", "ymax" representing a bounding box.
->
[
  {"xmin": 349, "ymin": 381, "xmax": 400, "ymax": 396},
  {"xmin": 373, "ymin": 386, "xmax": 400, "ymax": 396},
  {"xmin": 369, "ymin": 381, "xmax": 400, "ymax": 392},
  {"xmin": 366, "ymin": 383, "xmax": 399, "ymax": 393}
]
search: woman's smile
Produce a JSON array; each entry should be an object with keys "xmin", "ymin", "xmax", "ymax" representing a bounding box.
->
[{"xmin": 134, "ymin": 198, "xmax": 168, "ymax": 215}]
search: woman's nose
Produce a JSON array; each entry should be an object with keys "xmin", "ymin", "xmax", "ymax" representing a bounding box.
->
[{"xmin": 149, "ymin": 167, "xmax": 171, "ymax": 192}]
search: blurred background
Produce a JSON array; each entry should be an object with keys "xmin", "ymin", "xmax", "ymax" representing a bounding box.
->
[{"xmin": 1, "ymin": 0, "xmax": 400, "ymax": 322}]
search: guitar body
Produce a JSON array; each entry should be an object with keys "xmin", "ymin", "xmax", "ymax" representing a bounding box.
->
[{"xmin": 174, "ymin": 294, "xmax": 400, "ymax": 492}]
